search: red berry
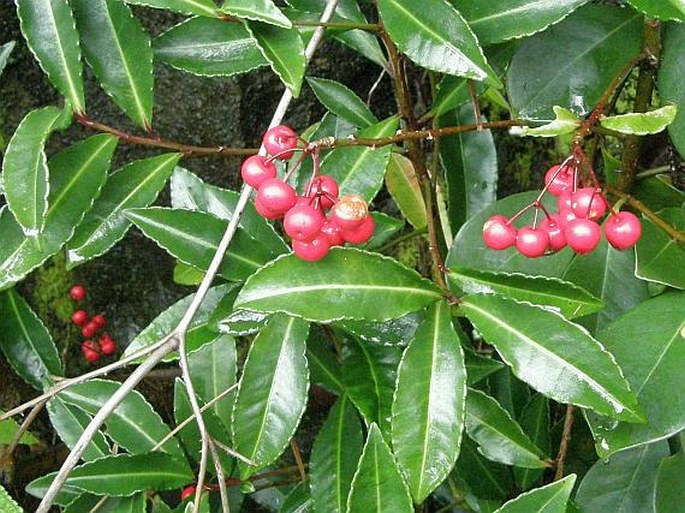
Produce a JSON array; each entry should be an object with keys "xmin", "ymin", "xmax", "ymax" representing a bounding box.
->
[
  {"xmin": 321, "ymin": 217, "xmax": 344, "ymax": 246},
  {"xmin": 82, "ymin": 321, "xmax": 99, "ymax": 339},
  {"xmin": 284, "ymin": 204, "xmax": 325, "ymax": 242},
  {"xmin": 556, "ymin": 209, "xmax": 577, "ymax": 228},
  {"xmin": 540, "ymin": 216, "xmax": 567, "ymax": 252},
  {"xmin": 256, "ymin": 178, "xmax": 297, "ymax": 214},
  {"xmin": 255, "ymin": 197, "xmax": 282, "ymax": 220},
  {"xmin": 181, "ymin": 485, "xmax": 196, "ymax": 501},
  {"xmin": 557, "ymin": 190, "xmax": 573, "ymax": 213},
  {"xmin": 292, "ymin": 233, "xmax": 331, "ymax": 262},
  {"xmin": 99, "ymin": 334, "xmax": 117, "ymax": 355},
  {"xmin": 70, "ymin": 284, "xmax": 86, "ymax": 301},
  {"xmin": 240, "ymin": 155, "xmax": 277, "ymax": 189},
  {"xmin": 571, "ymin": 187, "xmax": 607, "ymax": 221},
  {"xmin": 482, "ymin": 215, "xmax": 517, "ymax": 250},
  {"xmin": 515, "ymin": 226, "xmax": 549, "ymax": 258},
  {"xmin": 81, "ymin": 340, "xmax": 100, "ymax": 363},
  {"xmin": 330, "ymin": 194, "xmax": 369, "ymax": 230},
  {"xmin": 71, "ymin": 310, "xmax": 89, "ymax": 326},
  {"xmin": 565, "ymin": 218, "xmax": 602, "ymax": 254},
  {"xmin": 340, "ymin": 215, "xmax": 375, "ymax": 244},
  {"xmin": 604, "ymin": 211, "xmax": 642, "ymax": 250},
  {"xmin": 544, "ymin": 165, "xmax": 574, "ymax": 196},
  {"xmin": 306, "ymin": 175, "xmax": 339, "ymax": 209},
  {"xmin": 91, "ymin": 314, "xmax": 106, "ymax": 329},
  {"xmin": 263, "ymin": 125, "xmax": 298, "ymax": 160}
]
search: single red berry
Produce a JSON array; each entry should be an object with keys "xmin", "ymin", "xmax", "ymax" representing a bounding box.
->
[
  {"xmin": 604, "ymin": 211, "xmax": 642, "ymax": 250},
  {"xmin": 262, "ymin": 125, "xmax": 298, "ymax": 160},
  {"xmin": 557, "ymin": 190, "xmax": 573, "ymax": 213},
  {"xmin": 321, "ymin": 217, "xmax": 344, "ymax": 246},
  {"xmin": 81, "ymin": 340, "xmax": 100, "ymax": 363},
  {"xmin": 540, "ymin": 216, "xmax": 567, "ymax": 252},
  {"xmin": 256, "ymin": 178, "xmax": 297, "ymax": 214},
  {"xmin": 99, "ymin": 334, "xmax": 117, "ymax": 355},
  {"xmin": 255, "ymin": 197, "xmax": 282, "ymax": 220},
  {"xmin": 515, "ymin": 226, "xmax": 549, "ymax": 258},
  {"xmin": 240, "ymin": 155, "xmax": 277, "ymax": 189},
  {"xmin": 544, "ymin": 165, "xmax": 574, "ymax": 196},
  {"xmin": 330, "ymin": 194, "xmax": 369, "ymax": 230},
  {"xmin": 306, "ymin": 175, "xmax": 339, "ymax": 209},
  {"xmin": 181, "ymin": 485, "xmax": 196, "ymax": 501},
  {"xmin": 71, "ymin": 310, "xmax": 89, "ymax": 326},
  {"xmin": 571, "ymin": 187, "xmax": 607, "ymax": 221},
  {"xmin": 292, "ymin": 233, "xmax": 331, "ymax": 262},
  {"xmin": 565, "ymin": 218, "xmax": 602, "ymax": 254},
  {"xmin": 482, "ymin": 215, "xmax": 517, "ymax": 250},
  {"xmin": 284, "ymin": 204, "xmax": 325, "ymax": 242},
  {"xmin": 82, "ymin": 320, "xmax": 99, "ymax": 339},
  {"xmin": 556, "ymin": 209, "xmax": 577, "ymax": 229},
  {"xmin": 340, "ymin": 215, "xmax": 375, "ymax": 244},
  {"xmin": 91, "ymin": 314, "xmax": 106, "ymax": 329},
  {"xmin": 70, "ymin": 284, "xmax": 86, "ymax": 301}
]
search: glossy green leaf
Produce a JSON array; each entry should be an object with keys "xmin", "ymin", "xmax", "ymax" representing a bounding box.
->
[
  {"xmin": 385, "ymin": 153, "xmax": 427, "ymax": 230},
  {"xmin": 362, "ymin": 212, "xmax": 405, "ymax": 251},
  {"xmin": 633, "ymin": 175, "xmax": 685, "ymax": 212},
  {"xmin": 216, "ymin": 308, "xmax": 269, "ymax": 336},
  {"xmin": 628, "ymin": 0, "xmax": 685, "ymax": 22},
  {"xmin": 521, "ymin": 106, "xmax": 580, "ymax": 137},
  {"xmin": 0, "ymin": 41, "xmax": 15, "ymax": 77},
  {"xmin": 47, "ymin": 396, "xmax": 110, "ymax": 462},
  {"xmin": 454, "ymin": 436, "xmax": 512, "ymax": 500},
  {"xmin": 335, "ymin": 311, "xmax": 424, "ymax": 346},
  {"xmin": 235, "ymin": 248, "xmax": 442, "ymax": 322},
  {"xmin": 64, "ymin": 493, "xmax": 146, "ymax": 513},
  {"xmin": 635, "ymin": 208, "xmax": 685, "ymax": 289},
  {"xmin": 494, "ymin": 475, "xmax": 576, "ymax": 513},
  {"xmin": 465, "ymin": 388, "xmax": 548, "ymax": 469},
  {"xmin": 16, "ymin": 0, "xmax": 85, "ymax": 112},
  {"xmin": 173, "ymin": 261, "xmax": 204, "ymax": 286},
  {"xmin": 2, "ymin": 105, "xmax": 70, "ymax": 235},
  {"xmin": 306, "ymin": 328, "xmax": 344, "ymax": 395},
  {"xmin": 346, "ymin": 423, "xmax": 413, "ymax": 513},
  {"xmin": 508, "ymin": 4, "xmax": 643, "ymax": 120},
  {"xmin": 456, "ymin": 0, "xmax": 589, "ymax": 45},
  {"xmin": 0, "ymin": 134, "xmax": 117, "ymax": 291},
  {"xmin": 378, "ymin": 0, "xmax": 500, "ymax": 86},
  {"xmin": 392, "ymin": 301, "xmax": 466, "ymax": 502},
  {"xmin": 320, "ymin": 116, "xmax": 399, "ymax": 202},
  {"xmin": 0, "ymin": 485, "xmax": 21, "ymax": 513},
  {"xmin": 124, "ymin": 0, "xmax": 219, "ymax": 17},
  {"xmin": 576, "ymin": 442, "xmax": 668, "ymax": 512},
  {"xmin": 248, "ymin": 22, "xmax": 305, "ymax": 96},
  {"xmin": 71, "ymin": 0, "xmax": 154, "ymax": 129},
  {"xmin": 431, "ymin": 75, "xmax": 483, "ymax": 118},
  {"xmin": 488, "ymin": 365, "xmax": 531, "ymax": 419},
  {"xmin": 0, "ymin": 414, "xmax": 39, "ymax": 446},
  {"xmin": 461, "ymin": 294, "xmax": 643, "ymax": 422},
  {"xmin": 26, "ymin": 473, "xmax": 83, "ymax": 506},
  {"xmin": 600, "ymin": 105, "xmax": 678, "ymax": 135},
  {"xmin": 281, "ymin": 482, "xmax": 312, "ymax": 513},
  {"xmin": 232, "ymin": 314, "xmax": 310, "ymax": 479},
  {"xmin": 0, "ymin": 289, "xmax": 62, "ymax": 389},
  {"xmin": 513, "ymin": 394, "xmax": 551, "ymax": 489},
  {"xmin": 660, "ymin": 23, "xmax": 685, "ymax": 159},
  {"xmin": 307, "ymin": 77, "xmax": 378, "ymax": 128},
  {"xmin": 586, "ymin": 292, "xmax": 685, "ymax": 457},
  {"xmin": 656, "ymin": 452, "xmax": 685, "ymax": 512},
  {"xmin": 59, "ymin": 378, "xmax": 184, "ymax": 458},
  {"xmin": 221, "ymin": 0, "xmax": 292, "ymax": 28},
  {"xmin": 67, "ymin": 153, "xmax": 181, "ymax": 268},
  {"xmin": 464, "ymin": 348, "xmax": 504, "ymax": 385},
  {"xmin": 154, "ymin": 17, "xmax": 268, "ymax": 77},
  {"xmin": 310, "ymin": 395, "xmax": 363, "ymax": 513},
  {"xmin": 125, "ymin": 207, "xmax": 273, "ymax": 282},
  {"xmin": 448, "ymin": 267, "xmax": 604, "ymax": 319},
  {"xmin": 170, "ymin": 166, "xmax": 287, "ymax": 255}
]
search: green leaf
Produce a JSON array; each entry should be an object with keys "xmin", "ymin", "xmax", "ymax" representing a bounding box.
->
[
  {"xmin": 0, "ymin": 135, "xmax": 118, "ymax": 291},
  {"xmin": 235, "ymin": 248, "xmax": 442, "ymax": 322},
  {"xmin": 232, "ymin": 314, "xmax": 310, "ymax": 479},
  {"xmin": 431, "ymin": 75, "xmax": 483, "ymax": 118},
  {"xmin": 173, "ymin": 261, "xmax": 204, "ymax": 286},
  {"xmin": 2, "ymin": 106, "xmax": 71, "ymax": 235},
  {"xmin": 635, "ymin": 208, "xmax": 685, "ymax": 289},
  {"xmin": 656, "ymin": 452, "xmax": 685, "ymax": 511},
  {"xmin": 454, "ymin": 437, "xmax": 512, "ymax": 500},
  {"xmin": 124, "ymin": 0, "xmax": 219, "ymax": 17},
  {"xmin": 0, "ymin": 486, "xmax": 21, "ymax": 513},
  {"xmin": 576, "ymin": 442, "xmax": 668, "ymax": 512},
  {"xmin": 26, "ymin": 473, "xmax": 82, "ymax": 506},
  {"xmin": 310, "ymin": 395, "xmax": 363, "ymax": 513},
  {"xmin": 392, "ymin": 301, "xmax": 467, "ymax": 502},
  {"xmin": 16, "ymin": 0, "xmax": 85, "ymax": 112},
  {"xmin": 507, "ymin": 4, "xmax": 643, "ymax": 120},
  {"xmin": 221, "ymin": 0, "xmax": 292, "ymax": 28},
  {"xmin": 47, "ymin": 396, "xmax": 110, "ymax": 461},
  {"xmin": 513, "ymin": 394, "xmax": 551, "ymax": 489},
  {"xmin": 346, "ymin": 423, "xmax": 413, "ymax": 513},
  {"xmin": 385, "ymin": 153, "xmax": 427, "ymax": 230},
  {"xmin": 248, "ymin": 22, "xmax": 305, "ymax": 96},
  {"xmin": 170, "ymin": 166, "xmax": 287, "ymax": 255},
  {"xmin": 66, "ymin": 153, "xmax": 181, "ymax": 268},
  {"xmin": 633, "ymin": 175, "xmax": 685, "ymax": 212},
  {"xmin": 465, "ymin": 388, "xmax": 548, "ymax": 469},
  {"xmin": 601, "ymin": 105, "xmax": 678, "ymax": 135},
  {"xmin": 306, "ymin": 328, "xmax": 345, "ymax": 395},
  {"xmin": 464, "ymin": 347, "xmax": 504, "ymax": 385},
  {"xmin": 280, "ymin": 482, "xmax": 312, "ymax": 513},
  {"xmin": 0, "ymin": 41, "xmax": 16, "ymax": 78},
  {"xmin": 216, "ymin": 308, "xmax": 269, "ymax": 336},
  {"xmin": 71, "ymin": 0, "xmax": 153, "ymax": 129},
  {"xmin": 125, "ymin": 207, "xmax": 273, "ymax": 282},
  {"xmin": 660, "ymin": 23, "xmax": 685, "ymax": 159},
  {"xmin": 0, "ymin": 288, "xmax": 62, "ymax": 389},
  {"xmin": 460, "ymin": 294, "xmax": 643, "ymax": 422},
  {"xmin": 64, "ymin": 493, "xmax": 146, "ymax": 513},
  {"xmin": 494, "ymin": 475, "xmax": 576, "ymax": 513},
  {"xmin": 586, "ymin": 292, "xmax": 685, "ymax": 457},
  {"xmin": 456, "ymin": 0, "xmax": 590, "ymax": 46},
  {"xmin": 378, "ymin": 0, "xmax": 500, "ymax": 87},
  {"xmin": 335, "ymin": 311, "xmax": 424, "ymax": 346},
  {"xmin": 59, "ymin": 378, "xmax": 185, "ymax": 458},
  {"xmin": 521, "ymin": 106, "xmax": 581, "ymax": 137},
  {"xmin": 0, "ymin": 414, "xmax": 38, "ymax": 446},
  {"xmin": 320, "ymin": 116, "xmax": 399, "ymax": 202},
  {"xmin": 154, "ymin": 17, "xmax": 268, "ymax": 77},
  {"xmin": 627, "ymin": 0, "xmax": 685, "ymax": 22},
  {"xmin": 307, "ymin": 77, "xmax": 378, "ymax": 128},
  {"xmin": 448, "ymin": 267, "xmax": 604, "ymax": 319},
  {"xmin": 363, "ymin": 212, "xmax": 405, "ymax": 251}
]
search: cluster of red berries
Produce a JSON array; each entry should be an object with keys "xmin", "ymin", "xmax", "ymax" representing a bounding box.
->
[
  {"xmin": 240, "ymin": 125, "xmax": 375, "ymax": 261},
  {"xmin": 69, "ymin": 284, "xmax": 116, "ymax": 363},
  {"xmin": 483, "ymin": 154, "xmax": 642, "ymax": 258}
]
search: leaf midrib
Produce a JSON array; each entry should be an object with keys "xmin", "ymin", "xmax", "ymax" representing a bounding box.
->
[{"xmin": 242, "ymin": 283, "xmax": 442, "ymax": 303}]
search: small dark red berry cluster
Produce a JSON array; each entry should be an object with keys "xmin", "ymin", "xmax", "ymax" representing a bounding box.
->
[
  {"xmin": 69, "ymin": 284, "xmax": 116, "ymax": 363},
  {"xmin": 240, "ymin": 125, "xmax": 375, "ymax": 261},
  {"xmin": 483, "ymin": 150, "xmax": 642, "ymax": 258}
]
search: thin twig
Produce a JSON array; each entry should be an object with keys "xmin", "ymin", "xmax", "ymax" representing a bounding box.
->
[
  {"xmin": 290, "ymin": 439, "xmax": 307, "ymax": 482},
  {"xmin": 554, "ymin": 405, "xmax": 575, "ymax": 481},
  {"xmin": 0, "ymin": 399, "xmax": 47, "ymax": 468},
  {"xmin": 209, "ymin": 441, "xmax": 231, "ymax": 513},
  {"xmin": 212, "ymin": 438, "xmax": 258, "ymax": 467}
]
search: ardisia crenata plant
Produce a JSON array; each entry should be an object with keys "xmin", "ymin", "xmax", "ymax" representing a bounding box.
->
[{"xmin": 1, "ymin": 0, "xmax": 685, "ymax": 512}]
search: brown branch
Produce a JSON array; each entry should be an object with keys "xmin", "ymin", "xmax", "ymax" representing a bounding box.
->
[
  {"xmin": 554, "ymin": 405, "xmax": 575, "ymax": 481},
  {"xmin": 290, "ymin": 439, "xmax": 307, "ymax": 482}
]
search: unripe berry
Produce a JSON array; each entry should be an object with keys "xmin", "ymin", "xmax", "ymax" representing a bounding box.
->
[
  {"xmin": 71, "ymin": 310, "xmax": 89, "ymax": 326},
  {"xmin": 240, "ymin": 155, "xmax": 277, "ymax": 189},
  {"xmin": 81, "ymin": 340, "xmax": 100, "ymax": 363},
  {"xmin": 292, "ymin": 233, "xmax": 331, "ymax": 261},
  {"xmin": 263, "ymin": 125, "xmax": 298, "ymax": 160},
  {"xmin": 515, "ymin": 226, "xmax": 549, "ymax": 258},
  {"xmin": 284, "ymin": 204, "xmax": 325, "ymax": 242},
  {"xmin": 331, "ymin": 194, "xmax": 369, "ymax": 230},
  {"xmin": 256, "ymin": 178, "xmax": 297, "ymax": 214},
  {"xmin": 70, "ymin": 284, "xmax": 86, "ymax": 301},
  {"xmin": 540, "ymin": 216, "xmax": 567, "ymax": 252},
  {"xmin": 604, "ymin": 211, "xmax": 642, "ymax": 250},
  {"xmin": 565, "ymin": 218, "xmax": 601, "ymax": 254},
  {"xmin": 306, "ymin": 175, "xmax": 339, "ymax": 209},
  {"xmin": 482, "ymin": 215, "xmax": 516, "ymax": 250},
  {"xmin": 571, "ymin": 187, "xmax": 607, "ymax": 220},
  {"xmin": 340, "ymin": 215, "xmax": 375, "ymax": 244},
  {"xmin": 544, "ymin": 165, "xmax": 574, "ymax": 196}
]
